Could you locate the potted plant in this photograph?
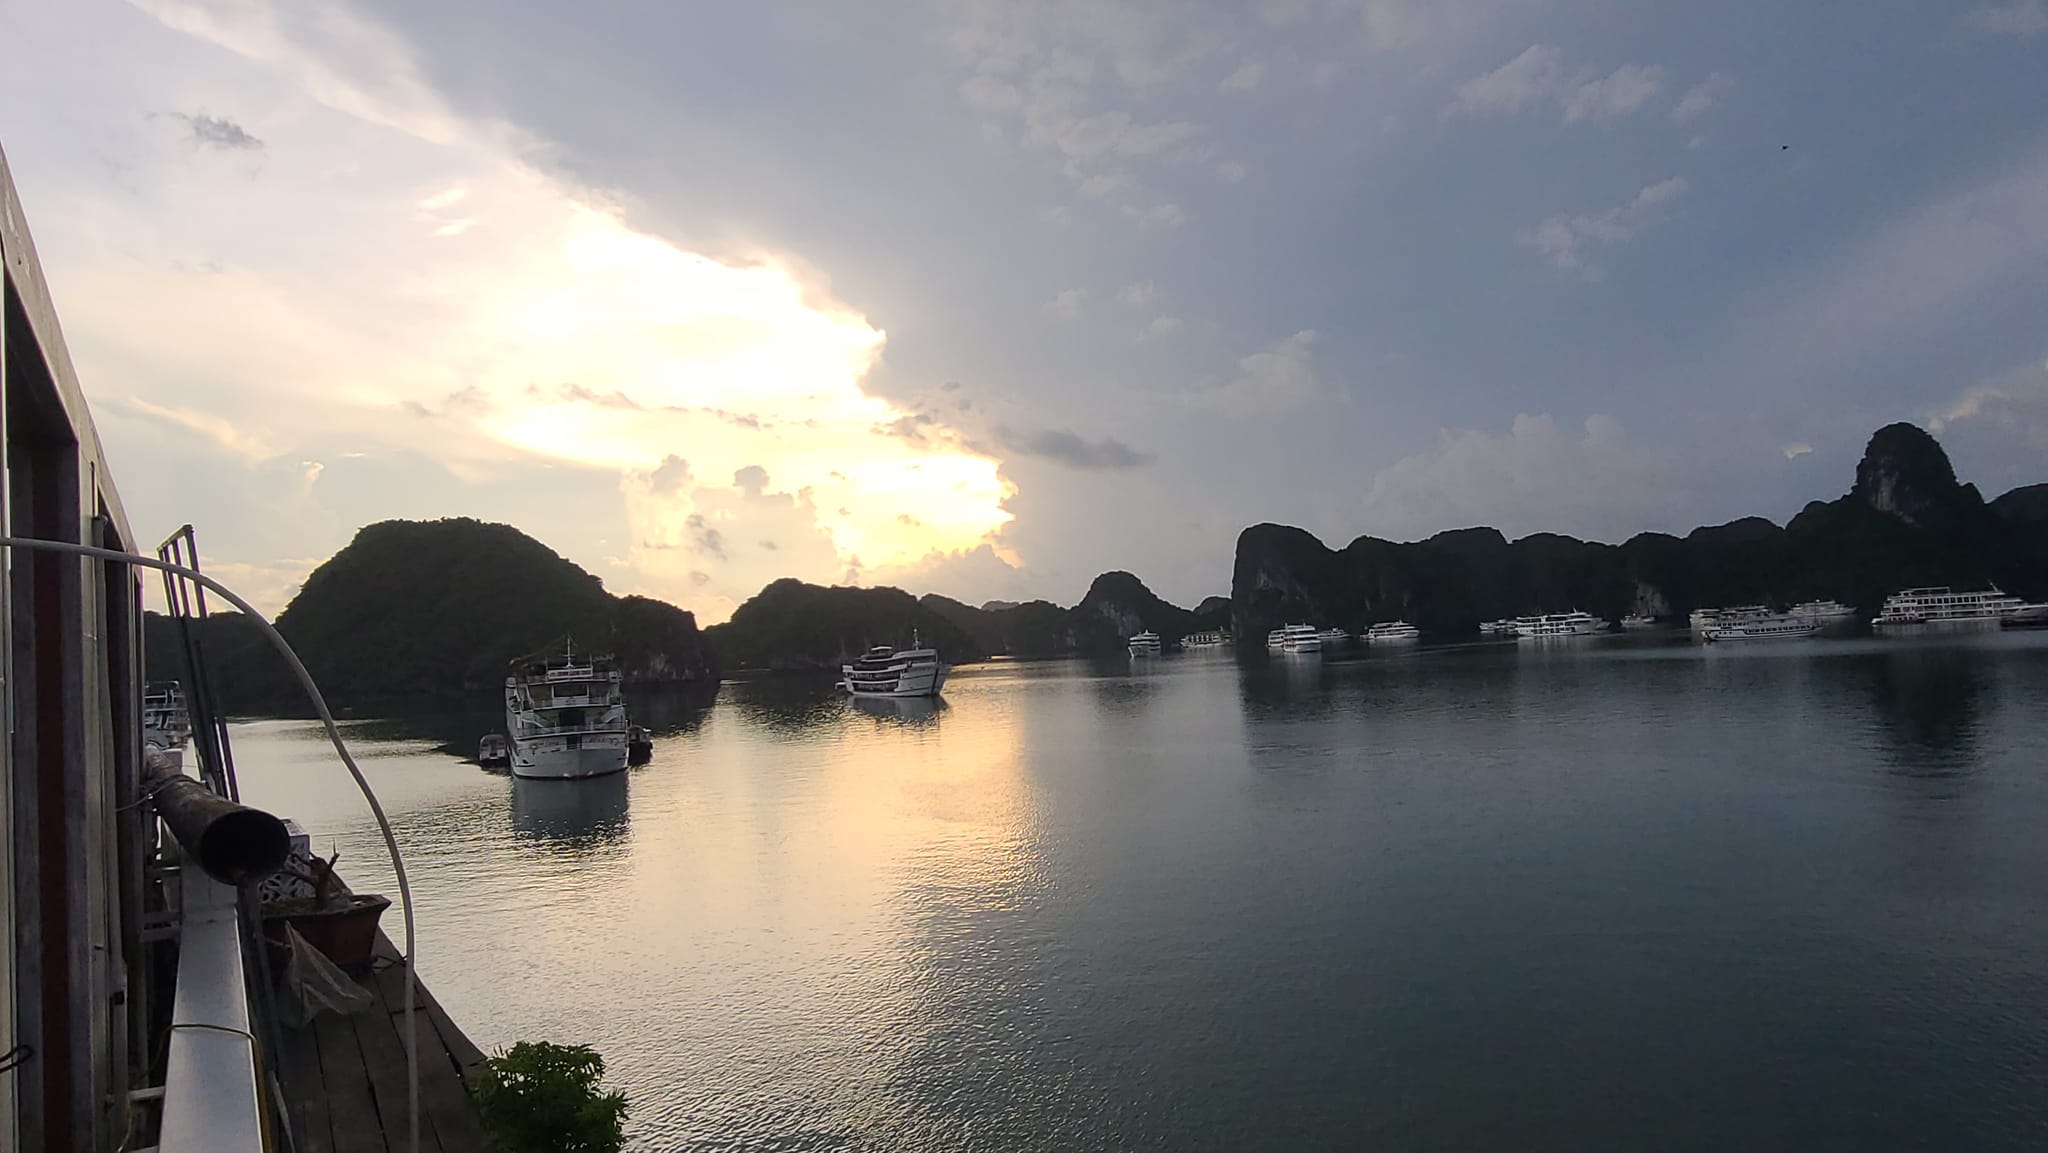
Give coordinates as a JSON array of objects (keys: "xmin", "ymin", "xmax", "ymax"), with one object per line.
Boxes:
[
  {"xmin": 472, "ymin": 1041, "xmax": 628, "ymax": 1153},
  {"xmin": 259, "ymin": 849, "xmax": 392, "ymax": 973}
]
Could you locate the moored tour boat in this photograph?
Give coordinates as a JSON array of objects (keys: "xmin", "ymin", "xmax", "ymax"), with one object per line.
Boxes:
[
  {"xmin": 842, "ymin": 638, "xmax": 949, "ymax": 698},
  {"xmin": 1478, "ymin": 618, "xmax": 1517, "ymax": 636},
  {"xmin": 1788, "ymin": 599, "xmax": 1856, "ymax": 624},
  {"xmin": 1872, "ymin": 586, "xmax": 2025, "ymax": 630},
  {"xmin": 477, "ymin": 733, "xmax": 510, "ymax": 769},
  {"xmin": 2003, "ymin": 602, "xmax": 2048, "ymax": 629},
  {"xmin": 504, "ymin": 643, "xmax": 632, "ymax": 779},
  {"xmin": 143, "ymin": 680, "xmax": 193, "ymax": 767},
  {"xmin": 1365, "ymin": 621, "xmax": 1421, "ymax": 644},
  {"xmin": 1516, "ymin": 611, "xmax": 1600, "ymax": 639},
  {"xmin": 1279, "ymin": 623, "xmax": 1322, "ymax": 653},
  {"xmin": 1704, "ymin": 614, "xmax": 1817, "ymax": 642},
  {"xmin": 628, "ymin": 725, "xmax": 653, "ymax": 765},
  {"xmin": 1128, "ymin": 630, "xmax": 1163, "ymax": 657},
  {"xmin": 1620, "ymin": 612, "xmax": 1658, "ymax": 630}
]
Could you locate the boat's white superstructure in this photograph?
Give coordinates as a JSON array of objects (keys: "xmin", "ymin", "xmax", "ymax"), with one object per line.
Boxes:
[
  {"xmin": 1515, "ymin": 611, "xmax": 1601, "ymax": 639},
  {"xmin": 1691, "ymin": 604, "xmax": 1768, "ymax": 635},
  {"xmin": 1872, "ymin": 586, "xmax": 2026, "ymax": 629},
  {"xmin": 143, "ymin": 680, "xmax": 192, "ymax": 767},
  {"xmin": 2004, "ymin": 602, "xmax": 2048, "ymax": 628},
  {"xmin": 1478, "ymin": 618, "xmax": 1517, "ymax": 636},
  {"xmin": 1183, "ymin": 630, "xmax": 1227, "ymax": 647},
  {"xmin": 1315, "ymin": 627, "xmax": 1349, "ymax": 645},
  {"xmin": 1788, "ymin": 599, "xmax": 1856, "ymax": 624},
  {"xmin": 1279, "ymin": 623, "xmax": 1322, "ymax": 653},
  {"xmin": 1267, "ymin": 628, "xmax": 1287, "ymax": 650},
  {"xmin": 1128, "ymin": 630, "xmax": 1163, "ymax": 657},
  {"xmin": 504, "ymin": 645, "xmax": 631, "ymax": 779},
  {"xmin": 1620, "ymin": 612, "xmax": 1658, "ymax": 630},
  {"xmin": 1365, "ymin": 621, "xmax": 1421, "ymax": 644},
  {"xmin": 842, "ymin": 642, "xmax": 949, "ymax": 697},
  {"xmin": 1704, "ymin": 614, "xmax": 1818, "ymax": 642}
]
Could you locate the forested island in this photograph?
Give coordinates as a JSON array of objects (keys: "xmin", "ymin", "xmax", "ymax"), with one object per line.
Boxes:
[{"xmin": 154, "ymin": 423, "xmax": 2046, "ymax": 709}]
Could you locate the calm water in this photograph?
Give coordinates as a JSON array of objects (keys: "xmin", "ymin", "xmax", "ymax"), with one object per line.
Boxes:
[{"xmin": 234, "ymin": 632, "xmax": 2048, "ymax": 1152}]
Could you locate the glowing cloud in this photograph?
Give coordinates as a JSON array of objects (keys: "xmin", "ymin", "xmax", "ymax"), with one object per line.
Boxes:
[{"xmin": 68, "ymin": 0, "xmax": 1015, "ymax": 619}]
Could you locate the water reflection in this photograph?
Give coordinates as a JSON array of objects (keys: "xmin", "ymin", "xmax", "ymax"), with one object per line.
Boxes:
[
  {"xmin": 1857, "ymin": 645, "xmax": 1989, "ymax": 780},
  {"xmin": 849, "ymin": 695, "xmax": 947, "ymax": 727},
  {"xmin": 509, "ymin": 774, "xmax": 631, "ymax": 847},
  {"xmin": 625, "ymin": 683, "xmax": 719, "ymax": 736},
  {"xmin": 723, "ymin": 676, "xmax": 846, "ymax": 733}
]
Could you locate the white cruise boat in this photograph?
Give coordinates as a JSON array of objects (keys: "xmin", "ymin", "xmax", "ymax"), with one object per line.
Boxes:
[
  {"xmin": 1279, "ymin": 623, "xmax": 1322, "ymax": 653},
  {"xmin": 1515, "ymin": 611, "xmax": 1600, "ymax": 639},
  {"xmin": 1620, "ymin": 612, "xmax": 1658, "ymax": 630},
  {"xmin": 1183, "ymin": 630, "xmax": 1227, "ymax": 647},
  {"xmin": 1316, "ymin": 626, "xmax": 1349, "ymax": 645},
  {"xmin": 1365, "ymin": 621, "xmax": 1420, "ymax": 644},
  {"xmin": 1872, "ymin": 586, "xmax": 2026, "ymax": 629},
  {"xmin": 1704, "ymin": 614, "xmax": 1817, "ymax": 642},
  {"xmin": 1266, "ymin": 628, "xmax": 1288, "ymax": 650},
  {"xmin": 143, "ymin": 680, "xmax": 192, "ymax": 766},
  {"xmin": 1128, "ymin": 630, "xmax": 1162, "ymax": 657},
  {"xmin": 1477, "ymin": 618, "xmax": 1517, "ymax": 636},
  {"xmin": 1788, "ymin": 599, "xmax": 1856, "ymax": 624},
  {"xmin": 505, "ymin": 644, "xmax": 631, "ymax": 779},
  {"xmin": 2004, "ymin": 602, "xmax": 2048, "ymax": 628},
  {"xmin": 842, "ymin": 638, "xmax": 949, "ymax": 697},
  {"xmin": 1690, "ymin": 604, "xmax": 1768, "ymax": 635}
]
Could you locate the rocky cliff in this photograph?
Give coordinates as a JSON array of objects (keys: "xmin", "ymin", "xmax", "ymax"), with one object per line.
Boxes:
[
  {"xmin": 705, "ymin": 579, "xmax": 985, "ymax": 671},
  {"xmin": 169, "ymin": 518, "xmax": 717, "ymax": 712},
  {"xmin": 1071, "ymin": 571, "xmax": 1198, "ymax": 650},
  {"xmin": 1231, "ymin": 424, "xmax": 2047, "ymax": 643}
]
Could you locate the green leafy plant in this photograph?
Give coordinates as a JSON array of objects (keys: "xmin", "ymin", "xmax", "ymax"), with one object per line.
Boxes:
[{"xmin": 472, "ymin": 1041, "xmax": 628, "ymax": 1153}]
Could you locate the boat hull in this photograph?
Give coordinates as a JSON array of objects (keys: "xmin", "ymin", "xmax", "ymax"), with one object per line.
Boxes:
[
  {"xmin": 844, "ymin": 664, "xmax": 948, "ymax": 698},
  {"xmin": 510, "ymin": 735, "xmax": 630, "ymax": 779}
]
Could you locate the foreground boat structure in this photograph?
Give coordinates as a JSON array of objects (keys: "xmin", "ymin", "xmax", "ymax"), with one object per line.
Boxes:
[{"xmin": 3, "ymin": 144, "xmax": 484, "ymax": 1152}]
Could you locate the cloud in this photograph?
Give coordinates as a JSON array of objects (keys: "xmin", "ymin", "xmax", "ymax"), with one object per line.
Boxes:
[
  {"xmin": 995, "ymin": 425, "xmax": 1155, "ymax": 470},
  {"xmin": 1215, "ymin": 160, "xmax": 1248, "ymax": 182},
  {"xmin": 1971, "ymin": 2, "xmax": 2048, "ymax": 37},
  {"xmin": 1191, "ymin": 330, "xmax": 1321, "ymax": 414},
  {"xmin": 1047, "ymin": 287, "xmax": 1088, "ymax": 318},
  {"xmin": 1117, "ymin": 281, "xmax": 1158, "ymax": 307},
  {"xmin": 1222, "ymin": 60, "xmax": 1266, "ymax": 91},
  {"xmin": 1560, "ymin": 64, "xmax": 1662, "ymax": 123},
  {"xmin": 177, "ymin": 111, "xmax": 263, "ymax": 150},
  {"xmin": 1449, "ymin": 44, "xmax": 1561, "ymax": 116},
  {"xmin": 1449, "ymin": 45, "xmax": 1662, "ymax": 123},
  {"xmin": 1360, "ymin": 414, "xmax": 1675, "ymax": 542},
  {"xmin": 1521, "ymin": 177, "xmax": 1689, "ymax": 276},
  {"xmin": 1672, "ymin": 72, "xmax": 1733, "ymax": 122},
  {"xmin": 68, "ymin": 0, "xmax": 1016, "ymax": 625},
  {"xmin": 1927, "ymin": 357, "xmax": 2048, "ymax": 447},
  {"xmin": 1780, "ymin": 442, "xmax": 1813, "ymax": 460},
  {"xmin": 112, "ymin": 396, "xmax": 276, "ymax": 461},
  {"xmin": 1142, "ymin": 315, "xmax": 1182, "ymax": 339},
  {"xmin": 1125, "ymin": 202, "xmax": 1185, "ymax": 229}
]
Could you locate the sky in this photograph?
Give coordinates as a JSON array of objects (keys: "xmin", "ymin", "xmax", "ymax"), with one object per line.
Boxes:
[{"xmin": 3, "ymin": 0, "xmax": 2046, "ymax": 622}]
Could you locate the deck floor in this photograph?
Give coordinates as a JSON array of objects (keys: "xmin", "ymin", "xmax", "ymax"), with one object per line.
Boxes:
[{"xmin": 277, "ymin": 935, "xmax": 489, "ymax": 1153}]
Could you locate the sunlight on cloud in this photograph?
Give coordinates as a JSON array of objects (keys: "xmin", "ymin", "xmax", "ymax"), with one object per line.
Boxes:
[{"xmin": 97, "ymin": 0, "xmax": 1015, "ymax": 620}]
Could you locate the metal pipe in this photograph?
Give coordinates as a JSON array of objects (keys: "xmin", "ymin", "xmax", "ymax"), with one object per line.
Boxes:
[{"xmin": 142, "ymin": 747, "xmax": 289, "ymax": 886}]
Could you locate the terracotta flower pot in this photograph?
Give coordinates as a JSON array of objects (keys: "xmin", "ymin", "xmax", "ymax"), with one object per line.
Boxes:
[{"xmin": 261, "ymin": 894, "xmax": 392, "ymax": 974}]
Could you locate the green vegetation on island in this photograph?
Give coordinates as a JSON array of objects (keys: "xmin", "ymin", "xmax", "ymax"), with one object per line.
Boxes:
[{"xmin": 1230, "ymin": 423, "xmax": 2048, "ymax": 644}]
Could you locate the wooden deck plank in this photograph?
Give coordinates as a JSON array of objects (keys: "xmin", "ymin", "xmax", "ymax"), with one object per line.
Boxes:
[
  {"xmin": 279, "ymin": 1022, "xmax": 336, "ymax": 1153},
  {"xmin": 365, "ymin": 952, "xmax": 489, "ymax": 1151},
  {"xmin": 351, "ymin": 992, "xmax": 447, "ymax": 1153},
  {"xmin": 313, "ymin": 1009, "xmax": 389, "ymax": 1153}
]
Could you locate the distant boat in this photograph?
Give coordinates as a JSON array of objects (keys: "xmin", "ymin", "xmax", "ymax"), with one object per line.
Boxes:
[
  {"xmin": 477, "ymin": 733, "xmax": 511, "ymax": 769},
  {"xmin": 2003, "ymin": 602, "xmax": 2048, "ymax": 629},
  {"xmin": 1515, "ymin": 611, "xmax": 1600, "ymax": 639},
  {"xmin": 1314, "ymin": 627, "xmax": 1349, "ymax": 645},
  {"xmin": 1279, "ymin": 623, "xmax": 1322, "ymax": 653},
  {"xmin": 1128, "ymin": 630, "xmax": 1163, "ymax": 657},
  {"xmin": 1266, "ymin": 628, "xmax": 1287, "ymax": 650},
  {"xmin": 1477, "ymin": 618, "xmax": 1517, "ymax": 636},
  {"xmin": 1690, "ymin": 604, "xmax": 1768, "ymax": 635},
  {"xmin": 628, "ymin": 725, "xmax": 653, "ymax": 765},
  {"xmin": 1365, "ymin": 621, "xmax": 1420, "ymax": 644},
  {"xmin": 505, "ymin": 642, "xmax": 631, "ymax": 779},
  {"xmin": 1620, "ymin": 612, "xmax": 1658, "ymax": 630},
  {"xmin": 143, "ymin": 680, "xmax": 192, "ymax": 767},
  {"xmin": 1788, "ymin": 599, "xmax": 1856, "ymax": 624},
  {"xmin": 1873, "ymin": 586, "xmax": 2024, "ymax": 630},
  {"xmin": 1704, "ymin": 614, "xmax": 1817, "ymax": 642},
  {"xmin": 842, "ymin": 640, "xmax": 949, "ymax": 698},
  {"xmin": 1183, "ymin": 630, "xmax": 1227, "ymax": 647}
]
